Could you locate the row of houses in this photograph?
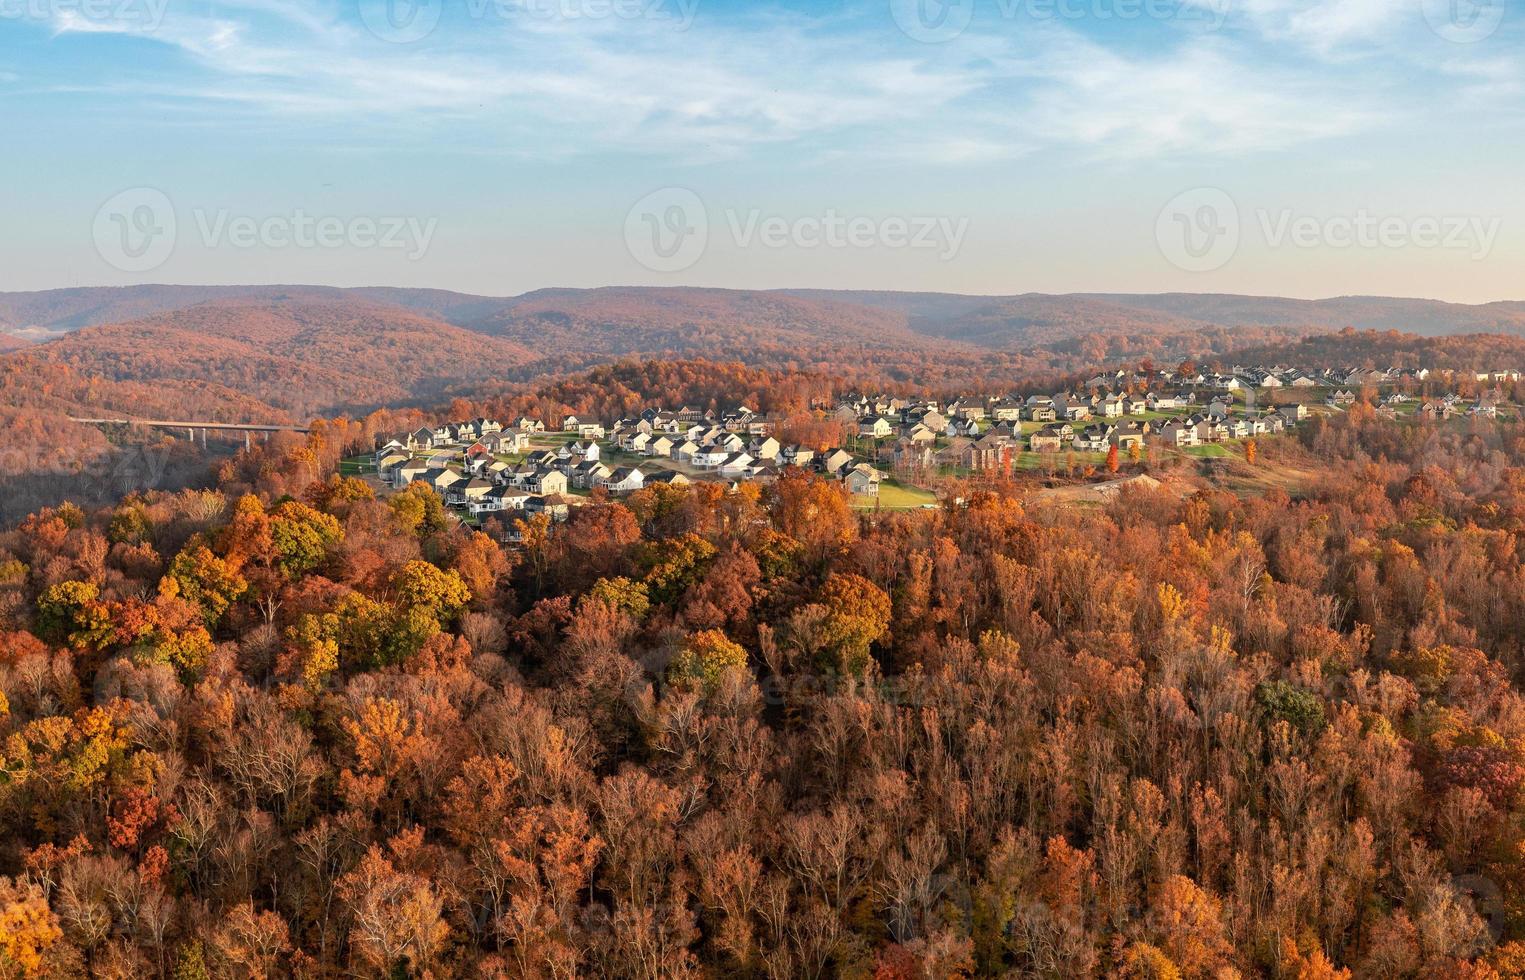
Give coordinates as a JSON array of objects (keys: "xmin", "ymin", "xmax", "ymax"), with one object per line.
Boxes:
[
  {"xmin": 1084, "ymin": 365, "xmax": 1499, "ymax": 392},
  {"xmin": 378, "ymin": 438, "xmax": 693, "ymax": 511},
  {"xmin": 847, "ymin": 391, "xmax": 1205, "ymax": 441},
  {"xmin": 611, "ymin": 405, "xmax": 773, "ymax": 437},
  {"xmin": 1416, "ymin": 393, "xmax": 1502, "ymax": 419},
  {"xmin": 610, "ymin": 424, "xmax": 772, "ymax": 476},
  {"xmin": 891, "ymin": 407, "xmax": 1300, "ymax": 471},
  {"xmin": 836, "ymin": 359, "xmax": 1519, "ymax": 435},
  {"xmin": 373, "ymin": 410, "xmax": 890, "ymax": 521}
]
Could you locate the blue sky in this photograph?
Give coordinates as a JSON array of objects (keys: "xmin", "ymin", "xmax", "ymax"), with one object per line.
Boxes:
[{"xmin": 1, "ymin": 0, "xmax": 1522, "ymax": 301}]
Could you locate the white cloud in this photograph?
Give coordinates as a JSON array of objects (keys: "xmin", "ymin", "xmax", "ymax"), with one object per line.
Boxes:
[
  {"xmin": 1004, "ymin": 30, "xmax": 1381, "ymax": 158},
  {"xmin": 29, "ymin": 0, "xmax": 1513, "ymax": 165},
  {"xmin": 1184, "ymin": 0, "xmax": 1410, "ymax": 53}
]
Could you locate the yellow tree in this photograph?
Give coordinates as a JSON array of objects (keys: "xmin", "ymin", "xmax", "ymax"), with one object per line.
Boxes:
[
  {"xmin": 268, "ymin": 501, "xmax": 343, "ymax": 577},
  {"xmin": 391, "ymin": 561, "xmax": 471, "ymax": 624},
  {"xmin": 163, "ymin": 544, "xmax": 248, "ymax": 627},
  {"xmin": 0, "ymin": 876, "xmax": 63, "ymax": 977},
  {"xmin": 667, "ymin": 630, "xmax": 748, "ymax": 694},
  {"xmin": 817, "ymin": 573, "xmax": 892, "ymax": 676}
]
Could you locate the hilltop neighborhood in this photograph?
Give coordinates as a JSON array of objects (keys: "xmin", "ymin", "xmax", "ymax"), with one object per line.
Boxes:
[{"xmin": 360, "ymin": 363, "xmax": 1515, "ymax": 523}]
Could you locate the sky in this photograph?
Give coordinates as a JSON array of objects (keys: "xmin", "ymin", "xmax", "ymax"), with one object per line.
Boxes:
[{"xmin": 1, "ymin": 0, "xmax": 1522, "ymax": 302}]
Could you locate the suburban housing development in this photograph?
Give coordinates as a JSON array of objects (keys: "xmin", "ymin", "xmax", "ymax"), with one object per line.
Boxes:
[{"xmin": 361, "ymin": 363, "xmax": 1514, "ymax": 523}]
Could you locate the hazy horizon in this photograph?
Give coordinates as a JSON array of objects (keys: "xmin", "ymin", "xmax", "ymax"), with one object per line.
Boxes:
[{"xmin": 6, "ymin": 281, "xmax": 1525, "ymax": 309}]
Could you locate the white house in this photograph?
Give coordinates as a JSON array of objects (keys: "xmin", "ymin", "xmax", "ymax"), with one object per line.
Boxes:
[{"xmin": 601, "ymin": 466, "xmax": 646, "ymax": 494}]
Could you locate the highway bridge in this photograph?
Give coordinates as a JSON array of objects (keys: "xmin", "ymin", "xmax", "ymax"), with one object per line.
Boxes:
[{"xmin": 70, "ymin": 417, "xmax": 310, "ymax": 448}]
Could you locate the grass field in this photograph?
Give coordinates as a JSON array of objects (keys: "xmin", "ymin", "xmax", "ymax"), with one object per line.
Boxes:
[
  {"xmin": 1015, "ymin": 450, "xmax": 1109, "ymax": 471},
  {"xmin": 1184, "ymin": 444, "xmax": 1234, "ymax": 458},
  {"xmin": 340, "ymin": 456, "xmax": 370, "ymax": 475},
  {"xmin": 853, "ymin": 479, "xmax": 937, "ymax": 510}
]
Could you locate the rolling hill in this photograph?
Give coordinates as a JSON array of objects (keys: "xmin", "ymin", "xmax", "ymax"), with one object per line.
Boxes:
[
  {"xmin": 20, "ymin": 298, "xmax": 538, "ymax": 418},
  {"xmin": 8, "ymin": 286, "xmax": 1525, "ymax": 361},
  {"xmin": 11, "ymin": 283, "xmax": 1525, "ymax": 429}
]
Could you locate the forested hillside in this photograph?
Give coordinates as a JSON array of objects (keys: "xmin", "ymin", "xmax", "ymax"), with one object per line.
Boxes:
[
  {"xmin": 27, "ymin": 300, "xmax": 537, "ymax": 418},
  {"xmin": 2, "ymin": 394, "xmax": 1525, "ymax": 976},
  {"xmin": 10, "ymin": 285, "xmax": 1525, "ymax": 358}
]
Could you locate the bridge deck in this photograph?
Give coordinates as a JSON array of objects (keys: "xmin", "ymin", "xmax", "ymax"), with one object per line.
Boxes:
[{"xmin": 70, "ymin": 417, "xmax": 310, "ymax": 434}]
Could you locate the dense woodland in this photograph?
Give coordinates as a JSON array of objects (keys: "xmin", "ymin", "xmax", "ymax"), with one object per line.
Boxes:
[{"xmin": 1, "ymin": 368, "xmax": 1525, "ymax": 977}]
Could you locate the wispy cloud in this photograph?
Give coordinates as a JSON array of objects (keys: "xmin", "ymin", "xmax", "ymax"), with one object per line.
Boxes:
[
  {"xmin": 1436, "ymin": 53, "xmax": 1525, "ymax": 100},
  {"xmin": 1220, "ymin": 0, "xmax": 1408, "ymax": 53},
  {"xmin": 27, "ymin": 0, "xmax": 1521, "ymax": 164}
]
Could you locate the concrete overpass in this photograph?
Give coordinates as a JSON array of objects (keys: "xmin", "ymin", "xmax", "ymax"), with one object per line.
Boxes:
[{"xmin": 70, "ymin": 417, "xmax": 310, "ymax": 448}]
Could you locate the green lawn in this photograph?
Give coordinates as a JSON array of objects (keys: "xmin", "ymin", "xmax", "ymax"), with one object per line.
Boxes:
[
  {"xmin": 340, "ymin": 455, "xmax": 371, "ymax": 475},
  {"xmin": 1016, "ymin": 451, "xmax": 1108, "ymax": 471},
  {"xmin": 1184, "ymin": 444, "xmax": 1233, "ymax": 458},
  {"xmin": 528, "ymin": 431, "xmax": 585, "ymax": 448},
  {"xmin": 853, "ymin": 479, "xmax": 937, "ymax": 510}
]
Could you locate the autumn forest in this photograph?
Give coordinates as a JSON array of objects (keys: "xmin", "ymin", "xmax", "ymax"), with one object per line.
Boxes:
[{"xmin": 0, "ymin": 352, "xmax": 1524, "ymax": 979}]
